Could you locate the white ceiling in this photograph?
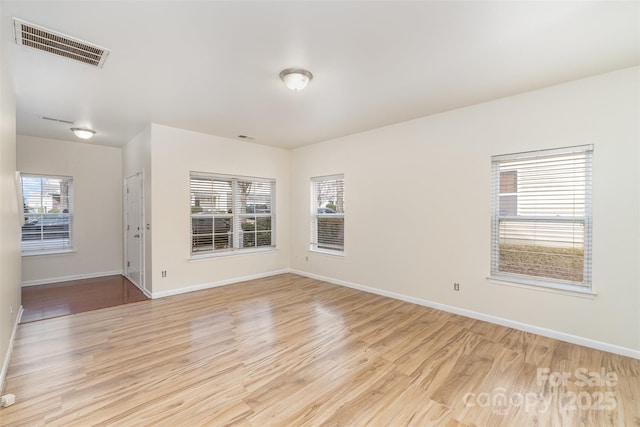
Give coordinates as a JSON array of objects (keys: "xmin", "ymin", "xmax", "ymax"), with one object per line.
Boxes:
[{"xmin": 2, "ymin": 1, "xmax": 639, "ymax": 149}]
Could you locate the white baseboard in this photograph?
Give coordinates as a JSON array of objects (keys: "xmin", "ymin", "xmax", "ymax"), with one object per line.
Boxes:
[
  {"xmin": 122, "ymin": 274, "xmax": 152, "ymax": 299},
  {"xmin": 1, "ymin": 305, "xmax": 23, "ymax": 393},
  {"xmin": 21, "ymin": 270, "xmax": 124, "ymax": 287},
  {"xmin": 290, "ymin": 269, "xmax": 640, "ymax": 360},
  {"xmin": 138, "ymin": 284, "xmax": 152, "ymax": 299},
  {"xmin": 151, "ymin": 269, "xmax": 291, "ymax": 299}
]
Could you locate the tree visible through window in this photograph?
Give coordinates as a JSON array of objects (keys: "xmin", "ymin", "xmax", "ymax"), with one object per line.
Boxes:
[
  {"xmin": 311, "ymin": 175, "xmax": 344, "ymax": 253},
  {"xmin": 21, "ymin": 174, "xmax": 73, "ymax": 253},
  {"xmin": 491, "ymin": 145, "xmax": 593, "ymax": 289},
  {"xmin": 190, "ymin": 173, "xmax": 275, "ymax": 256}
]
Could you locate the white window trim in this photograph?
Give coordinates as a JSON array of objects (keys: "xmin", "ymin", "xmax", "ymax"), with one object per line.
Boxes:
[
  {"xmin": 189, "ymin": 172, "xmax": 276, "ymax": 258},
  {"xmin": 489, "ymin": 145, "xmax": 593, "ymax": 292},
  {"xmin": 308, "ymin": 247, "xmax": 346, "ymax": 258},
  {"xmin": 190, "ymin": 246, "xmax": 277, "ymax": 261},
  {"xmin": 20, "ymin": 173, "xmax": 74, "ymax": 256},
  {"xmin": 487, "ymin": 276, "xmax": 597, "ymax": 298},
  {"xmin": 310, "ymin": 174, "xmax": 345, "ymax": 256},
  {"xmin": 22, "ymin": 248, "xmax": 76, "ymax": 258}
]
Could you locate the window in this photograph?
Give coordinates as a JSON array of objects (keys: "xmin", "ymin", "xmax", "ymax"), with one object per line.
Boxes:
[
  {"xmin": 499, "ymin": 170, "xmax": 518, "ymax": 216},
  {"xmin": 21, "ymin": 174, "xmax": 73, "ymax": 254},
  {"xmin": 311, "ymin": 175, "xmax": 344, "ymax": 253},
  {"xmin": 491, "ymin": 145, "xmax": 593, "ymax": 290},
  {"xmin": 190, "ymin": 173, "xmax": 275, "ymax": 256}
]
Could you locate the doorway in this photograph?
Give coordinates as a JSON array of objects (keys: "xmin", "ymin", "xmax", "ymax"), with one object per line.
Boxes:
[{"xmin": 124, "ymin": 172, "xmax": 146, "ymax": 293}]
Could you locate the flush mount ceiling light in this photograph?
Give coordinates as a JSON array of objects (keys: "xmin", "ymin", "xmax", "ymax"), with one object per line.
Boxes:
[
  {"xmin": 71, "ymin": 128, "xmax": 96, "ymax": 139},
  {"xmin": 279, "ymin": 68, "xmax": 313, "ymax": 91}
]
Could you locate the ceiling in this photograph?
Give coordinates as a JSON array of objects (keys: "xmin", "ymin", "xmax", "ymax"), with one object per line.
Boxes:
[{"xmin": 2, "ymin": 1, "xmax": 639, "ymax": 149}]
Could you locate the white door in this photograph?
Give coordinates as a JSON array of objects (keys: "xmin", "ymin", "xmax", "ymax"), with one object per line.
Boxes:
[{"xmin": 125, "ymin": 173, "xmax": 144, "ymax": 290}]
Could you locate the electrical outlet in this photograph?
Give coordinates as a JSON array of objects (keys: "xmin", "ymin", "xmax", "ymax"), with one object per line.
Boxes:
[
  {"xmin": 161, "ymin": 270, "xmax": 167, "ymax": 278},
  {"xmin": 305, "ymin": 256, "xmax": 309, "ymax": 262},
  {"xmin": 454, "ymin": 283, "xmax": 460, "ymax": 291}
]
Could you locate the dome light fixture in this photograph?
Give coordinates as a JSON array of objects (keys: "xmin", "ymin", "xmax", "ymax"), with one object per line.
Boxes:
[
  {"xmin": 71, "ymin": 127, "xmax": 96, "ymax": 139},
  {"xmin": 279, "ymin": 68, "xmax": 313, "ymax": 91}
]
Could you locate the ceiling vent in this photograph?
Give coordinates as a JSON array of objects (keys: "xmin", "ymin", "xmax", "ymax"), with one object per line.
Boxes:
[
  {"xmin": 40, "ymin": 116, "xmax": 75, "ymax": 125},
  {"xmin": 13, "ymin": 18, "xmax": 110, "ymax": 68}
]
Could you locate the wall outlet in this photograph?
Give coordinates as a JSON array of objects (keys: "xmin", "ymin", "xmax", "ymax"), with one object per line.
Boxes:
[
  {"xmin": 305, "ymin": 256, "xmax": 309, "ymax": 262},
  {"xmin": 161, "ymin": 270, "xmax": 167, "ymax": 278},
  {"xmin": 453, "ymin": 283, "xmax": 460, "ymax": 291}
]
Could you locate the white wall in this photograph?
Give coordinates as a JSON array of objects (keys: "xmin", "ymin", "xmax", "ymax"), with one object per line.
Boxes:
[
  {"xmin": 0, "ymin": 2, "xmax": 21, "ymax": 389},
  {"xmin": 290, "ymin": 67, "xmax": 640, "ymax": 353},
  {"xmin": 123, "ymin": 125, "xmax": 152, "ymax": 292},
  {"xmin": 149, "ymin": 124, "xmax": 290, "ymax": 295},
  {"xmin": 17, "ymin": 135, "xmax": 123, "ymax": 284}
]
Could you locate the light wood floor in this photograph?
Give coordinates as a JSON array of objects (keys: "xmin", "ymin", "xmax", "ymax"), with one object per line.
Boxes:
[{"xmin": 2, "ymin": 274, "xmax": 638, "ymax": 426}]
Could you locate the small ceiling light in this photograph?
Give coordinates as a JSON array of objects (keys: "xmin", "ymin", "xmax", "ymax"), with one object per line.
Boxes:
[
  {"xmin": 279, "ymin": 68, "xmax": 313, "ymax": 91},
  {"xmin": 71, "ymin": 128, "xmax": 96, "ymax": 139}
]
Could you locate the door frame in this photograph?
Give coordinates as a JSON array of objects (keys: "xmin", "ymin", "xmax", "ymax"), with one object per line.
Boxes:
[{"xmin": 124, "ymin": 171, "xmax": 147, "ymax": 295}]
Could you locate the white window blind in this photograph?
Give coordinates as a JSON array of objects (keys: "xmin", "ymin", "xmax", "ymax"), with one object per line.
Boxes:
[
  {"xmin": 311, "ymin": 175, "xmax": 344, "ymax": 253},
  {"xmin": 491, "ymin": 145, "xmax": 593, "ymax": 288},
  {"xmin": 21, "ymin": 174, "xmax": 73, "ymax": 253},
  {"xmin": 190, "ymin": 172, "xmax": 275, "ymax": 256}
]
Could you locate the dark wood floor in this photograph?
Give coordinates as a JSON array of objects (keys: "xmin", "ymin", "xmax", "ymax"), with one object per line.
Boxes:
[{"xmin": 21, "ymin": 275, "xmax": 149, "ymax": 323}]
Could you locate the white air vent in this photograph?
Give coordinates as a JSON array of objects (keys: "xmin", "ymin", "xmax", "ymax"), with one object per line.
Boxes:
[{"xmin": 13, "ymin": 18, "xmax": 110, "ymax": 68}]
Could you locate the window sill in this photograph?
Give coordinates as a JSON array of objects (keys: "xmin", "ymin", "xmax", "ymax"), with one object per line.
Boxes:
[
  {"xmin": 190, "ymin": 246, "xmax": 277, "ymax": 261},
  {"xmin": 487, "ymin": 275, "xmax": 597, "ymax": 299},
  {"xmin": 309, "ymin": 248, "xmax": 345, "ymax": 257},
  {"xmin": 22, "ymin": 249, "xmax": 75, "ymax": 257}
]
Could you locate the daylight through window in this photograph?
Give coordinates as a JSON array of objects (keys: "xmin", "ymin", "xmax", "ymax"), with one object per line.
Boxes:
[
  {"xmin": 190, "ymin": 173, "xmax": 275, "ymax": 256},
  {"xmin": 21, "ymin": 174, "xmax": 73, "ymax": 253},
  {"xmin": 491, "ymin": 145, "xmax": 593, "ymax": 290},
  {"xmin": 311, "ymin": 175, "xmax": 345, "ymax": 253}
]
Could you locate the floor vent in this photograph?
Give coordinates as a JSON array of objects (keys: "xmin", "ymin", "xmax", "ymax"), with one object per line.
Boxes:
[{"xmin": 13, "ymin": 18, "xmax": 110, "ymax": 68}]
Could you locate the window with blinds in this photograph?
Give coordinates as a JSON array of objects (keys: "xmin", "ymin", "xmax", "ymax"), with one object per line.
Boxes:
[
  {"xmin": 490, "ymin": 145, "xmax": 593, "ymax": 289},
  {"xmin": 190, "ymin": 172, "xmax": 275, "ymax": 256},
  {"xmin": 311, "ymin": 175, "xmax": 344, "ymax": 253},
  {"xmin": 21, "ymin": 174, "xmax": 73, "ymax": 253}
]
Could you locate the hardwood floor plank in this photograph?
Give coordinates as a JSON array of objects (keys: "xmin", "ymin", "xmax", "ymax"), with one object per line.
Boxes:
[
  {"xmin": 2, "ymin": 273, "xmax": 638, "ymax": 425},
  {"xmin": 265, "ymin": 356, "xmax": 394, "ymax": 427},
  {"xmin": 21, "ymin": 275, "xmax": 148, "ymax": 323}
]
